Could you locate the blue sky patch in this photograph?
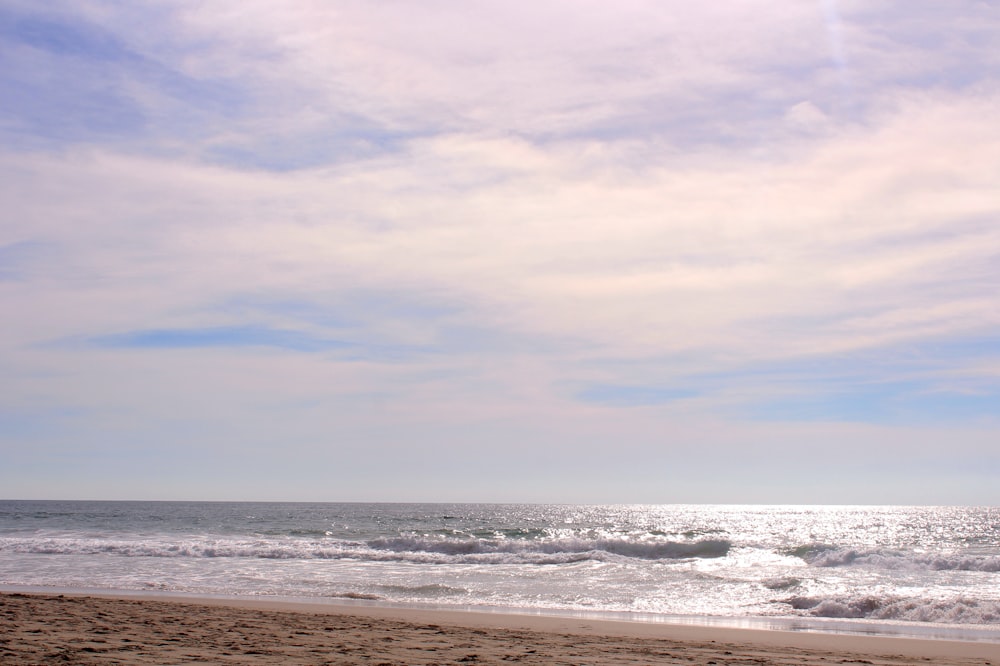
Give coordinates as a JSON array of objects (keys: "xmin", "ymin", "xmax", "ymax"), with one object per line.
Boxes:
[
  {"xmin": 744, "ymin": 381, "xmax": 1000, "ymax": 425},
  {"xmin": 0, "ymin": 6, "xmax": 245, "ymax": 148},
  {"xmin": 91, "ymin": 326, "xmax": 352, "ymax": 353},
  {"xmin": 0, "ymin": 241, "xmax": 49, "ymax": 281},
  {"xmin": 0, "ymin": 10, "xmax": 132, "ymax": 61}
]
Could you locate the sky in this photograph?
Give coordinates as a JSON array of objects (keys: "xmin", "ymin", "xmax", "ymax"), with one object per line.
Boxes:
[{"xmin": 1, "ymin": 1, "xmax": 999, "ymax": 504}]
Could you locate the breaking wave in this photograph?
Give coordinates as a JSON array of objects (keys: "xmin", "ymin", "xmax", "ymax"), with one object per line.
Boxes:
[
  {"xmin": 0, "ymin": 535, "xmax": 730, "ymax": 565},
  {"xmin": 789, "ymin": 544, "xmax": 1000, "ymax": 572},
  {"xmin": 785, "ymin": 594, "xmax": 1000, "ymax": 624},
  {"xmin": 329, "ymin": 591, "xmax": 382, "ymax": 600},
  {"xmin": 762, "ymin": 577, "xmax": 802, "ymax": 591},
  {"xmin": 375, "ymin": 583, "xmax": 467, "ymax": 597}
]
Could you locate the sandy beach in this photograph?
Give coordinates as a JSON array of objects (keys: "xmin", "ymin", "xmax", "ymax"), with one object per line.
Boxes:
[{"xmin": 2, "ymin": 592, "xmax": 998, "ymax": 665}]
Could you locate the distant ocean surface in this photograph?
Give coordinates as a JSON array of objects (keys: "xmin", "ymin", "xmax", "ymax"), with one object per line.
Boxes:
[{"xmin": 2, "ymin": 501, "xmax": 999, "ymax": 640}]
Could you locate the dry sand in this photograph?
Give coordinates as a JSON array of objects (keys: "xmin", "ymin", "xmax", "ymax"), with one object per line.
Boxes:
[{"xmin": 2, "ymin": 592, "xmax": 998, "ymax": 665}]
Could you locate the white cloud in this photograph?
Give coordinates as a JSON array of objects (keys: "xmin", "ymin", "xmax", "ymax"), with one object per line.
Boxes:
[
  {"xmin": 2, "ymin": 1, "xmax": 1000, "ymax": 501},
  {"xmin": 3, "ymin": 86, "xmax": 999, "ymax": 360}
]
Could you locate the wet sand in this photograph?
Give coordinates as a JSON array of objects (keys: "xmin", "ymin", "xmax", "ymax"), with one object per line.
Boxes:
[{"xmin": 2, "ymin": 592, "xmax": 998, "ymax": 665}]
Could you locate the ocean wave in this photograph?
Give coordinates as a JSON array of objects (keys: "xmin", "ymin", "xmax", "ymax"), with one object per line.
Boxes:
[
  {"xmin": 366, "ymin": 536, "xmax": 730, "ymax": 560},
  {"xmin": 761, "ymin": 577, "xmax": 802, "ymax": 591},
  {"xmin": 789, "ymin": 544, "xmax": 1000, "ymax": 572},
  {"xmin": 375, "ymin": 583, "xmax": 467, "ymax": 597},
  {"xmin": 329, "ymin": 591, "xmax": 382, "ymax": 600},
  {"xmin": 0, "ymin": 535, "xmax": 729, "ymax": 565},
  {"xmin": 785, "ymin": 594, "xmax": 1000, "ymax": 624}
]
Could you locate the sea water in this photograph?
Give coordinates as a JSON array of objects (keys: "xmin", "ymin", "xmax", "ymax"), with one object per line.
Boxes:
[{"xmin": 2, "ymin": 501, "xmax": 999, "ymax": 640}]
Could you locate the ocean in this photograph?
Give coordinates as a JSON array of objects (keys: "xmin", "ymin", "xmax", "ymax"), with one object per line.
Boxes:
[{"xmin": 2, "ymin": 501, "xmax": 999, "ymax": 641}]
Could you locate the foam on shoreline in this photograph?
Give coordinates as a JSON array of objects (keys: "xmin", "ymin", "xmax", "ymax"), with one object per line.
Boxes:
[{"xmin": 5, "ymin": 584, "xmax": 1000, "ymax": 660}]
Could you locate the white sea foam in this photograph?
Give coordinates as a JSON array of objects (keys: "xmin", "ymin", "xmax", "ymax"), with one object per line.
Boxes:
[
  {"xmin": 793, "ymin": 544, "xmax": 1000, "ymax": 572},
  {"xmin": 4, "ymin": 502, "xmax": 1000, "ymax": 631},
  {"xmin": 786, "ymin": 594, "xmax": 1000, "ymax": 624},
  {"xmin": 0, "ymin": 535, "xmax": 730, "ymax": 565},
  {"xmin": 761, "ymin": 577, "xmax": 803, "ymax": 591},
  {"xmin": 375, "ymin": 583, "xmax": 467, "ymax": 597},
  {"xmin": 366, "ymin": 536, "xmax": 730, "ymax": 560}
]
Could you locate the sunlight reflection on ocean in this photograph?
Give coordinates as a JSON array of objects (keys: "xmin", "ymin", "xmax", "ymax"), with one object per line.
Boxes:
[{"xmin": 2, "ymin": 502, "xmax": 999, "ymax": 639}]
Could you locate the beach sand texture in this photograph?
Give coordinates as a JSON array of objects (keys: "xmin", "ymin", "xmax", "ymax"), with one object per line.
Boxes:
[{"xmin": 2, "ymin": 593, "xmax": 999, "ymax": 665}]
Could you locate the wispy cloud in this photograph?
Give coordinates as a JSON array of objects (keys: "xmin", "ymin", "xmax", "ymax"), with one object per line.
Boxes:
[
  {"xmin": 0, "ymin": 3, "xmax": 244, "ymax": 151},
  {"xmin": 576, "ymin": 385, "xmax": 697, "ymax": 407},
  {"xmin": 2, "ymin": 1, "xmax": 999, "ymax": 501}
]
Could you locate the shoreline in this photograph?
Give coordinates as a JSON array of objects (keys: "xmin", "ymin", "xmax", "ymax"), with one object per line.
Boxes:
[
  {"xmin": 4, "ymin": 583, "xmax": 1000, "ymax": 644},
  {"xmin": 3, "ymin": 590, "xmax": 1000, "ymax": 665}
]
